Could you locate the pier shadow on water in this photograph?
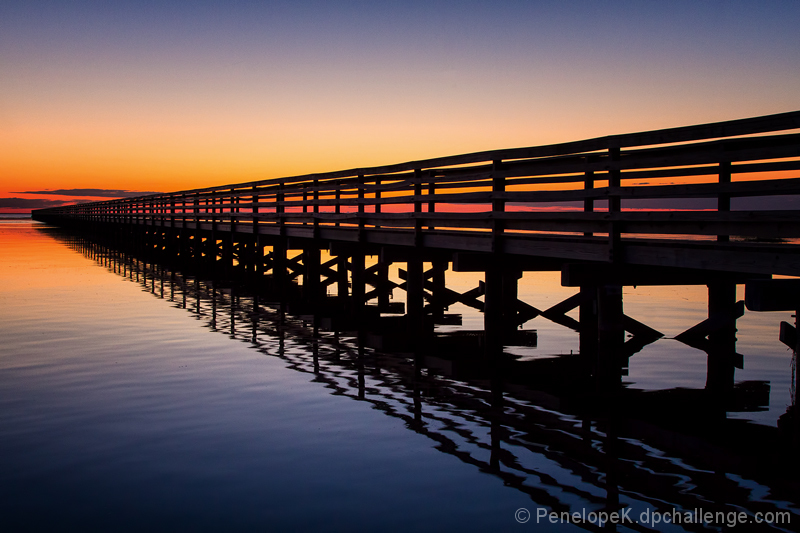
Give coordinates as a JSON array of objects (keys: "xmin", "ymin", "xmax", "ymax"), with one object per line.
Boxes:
[{"xmin": 10, "ymin": 223, "xmax": 795, "ymax": 532}]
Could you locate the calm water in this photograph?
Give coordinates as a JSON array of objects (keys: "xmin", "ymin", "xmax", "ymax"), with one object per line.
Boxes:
[{"xmin": 1, "ymin": 220, "xmax": 798, "ymax": 532}]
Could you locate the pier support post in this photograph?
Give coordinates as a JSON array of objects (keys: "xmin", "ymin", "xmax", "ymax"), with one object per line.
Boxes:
[
  {"xmin": 222, "ymin": 234, "xmax": 233, "ymax": 275},
  {"xmin": 483, "ymin": 265, "xmax": 521, "ymax": 355},
  {"xmin": 377, "ymin": 261, "xmax": 391, "ymax": 311},
  {"xmin": 502, "ymin": 268, "xmax": 522, "ymax": 335},
  {"xmin": 484, "ymin": 263, "xmax": 504, "ymax": 357},
  {"xmin": 580, "ymin": 284, "xmax": 599, "ymax": 373},
  {"xmin": 597, "ymin": 284, "xmax": 624, "ymax": 390},
  {"xmin": 706, "ymin": 282, "xmax": 737, "ymax": 396},
  {"xmin": 351, "ymin": 252, "xmax": 365, "ymax": 316},
  {"xmin": 253, "ymin": 235, "xmax": 264, "ymax": 280},
  {"xmin": 407, "ymin": 256, "xmax": 425, "ymax": 343},
  {"xmin": 430, "ymin": 260, "xmax": 448, "ymax": 322},
  {"xmin": 337, "ymin": 254, "xmax": 348, "ymax": 302},
  {"xmin": 272, "ymin": 240, "xmax": 287, "ymax": 298},
  {"xmin": 304, "ymin": 246, "xmax": 322, "ymax": 306}
]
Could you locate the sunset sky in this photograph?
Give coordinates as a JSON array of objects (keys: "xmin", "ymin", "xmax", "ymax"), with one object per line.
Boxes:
[{"xmin": 2, "ymin": 0, "xmax": 799, "ymax": 212}]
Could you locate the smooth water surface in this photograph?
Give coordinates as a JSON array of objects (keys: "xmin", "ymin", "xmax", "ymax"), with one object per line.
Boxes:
[{"xmin": 1, "ymin": 221, "xmax": 798, "ymax": 532}]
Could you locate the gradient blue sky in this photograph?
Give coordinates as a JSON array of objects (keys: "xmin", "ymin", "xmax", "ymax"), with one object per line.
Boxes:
[{"xmin": 2, "ymin": 0, "xmax": 799, "ymax": 209}]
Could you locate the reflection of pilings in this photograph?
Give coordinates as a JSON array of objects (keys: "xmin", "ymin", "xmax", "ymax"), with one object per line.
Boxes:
[
  {"xmin": 489, "ymin": 378, "xmax": 503, "ymax": 470},
  {"xmin": 602, "ymin": 417, "xmax": 620, "ymax": 521},
  {"xmin": 45, "ymin": 231, "xmax": 800, "ymax": 528}
]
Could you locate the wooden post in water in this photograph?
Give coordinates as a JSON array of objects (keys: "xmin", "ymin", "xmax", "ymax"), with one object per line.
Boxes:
[
  {"xmin": 431, "ymin": 260, "xmax": 447, "ymax": 322},
  {"xmin": 407, "ymin": 255, "xmax": 425, "ymax": 345},
  {"xmin": 484, "ymin": 263, "xmax": 504, "ymax": 357},
  {"xmin": 273, "ymin": 241, "xmax": 287, "ymax": 298},
  {"xmin": 351, "ymin": 251, "xmax": 365, "ymax": 316},
  {"xmin": 377, "ymin": 260, "xmax": 391, "ymax": 311},
  {"xmin": 502, "ymin": 268, "xmax": 522, "ymax": 336},
  {"xmin": 579, "ymin": 284, "xmax": 600, "ymax": 378},
  {"xmin": 706, "ymin": 282, "xmax": 737, "ymax": 396},
  {"xmin": 596, "ymin": 284, "xmax": 624, "ymax": 391},
  {"xmin": 304, "ymin": 246, "xmax": 322, "ymax": 306}
]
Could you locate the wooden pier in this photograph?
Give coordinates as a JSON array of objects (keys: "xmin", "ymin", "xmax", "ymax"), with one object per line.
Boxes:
[{"xmin": 32, "ymin": 110, "xmax": 800, "ymax": 397}]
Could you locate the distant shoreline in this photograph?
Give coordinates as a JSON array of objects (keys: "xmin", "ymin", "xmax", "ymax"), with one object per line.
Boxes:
[{"xmin": 0, "ymin": 214, "xmax": 33, "ymax": 219}]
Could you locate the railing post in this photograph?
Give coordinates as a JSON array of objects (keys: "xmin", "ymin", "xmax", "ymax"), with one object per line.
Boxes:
[
  {"xmin": 230, "ymin": 188, "xmax": 237, "ymax": 234},
  {"xmin": 357, "ymin": 174, "xmax": 365, "ymax": 241},
  {"xmin": 414, "ymin": 169, "xmax": 422, "ymax": 246},
  {"xmin": 277, "ymin": 183, "xmax": 285, "ymax": 236},
  {"xmin": 584, "ymin": 155, "xmax": 595, "ymax": 237},
  {"xmin": 427, "ymin": 176, "xmax": 436, "ymax": 231},
  {"xmin": 313, "ymin": 179, "xmax": 319, "ymax": 238},
  {"xmin": 252, "ymin": 185, "xmax": 259, "ymax": 234},
  {"xmin": 607, "ymin": 146, "xmax": 621, "ymax": 262},
  {"xmin": 181, "ymin": 194, "xmax": 187, "ymax": 229},
  {"xmin": 491, "ymin": 160, "xmax": 505, "ymax": 253},
  {"xmin": 718, "ymin": 160, "xmax": 731, "ymax": 242},
  {"xmin": 210, "ymin": 191, "xmax": 217, "ymax": 233},
  {"xmin": 252, "ymin": 186, "xmax": 260, "ymax": 277},
  {"xmin": 334, "ymin": 182, "xmax": 341, "ymax": 227},
  {"xmin": 374, "ymin": 177, "xmax": 381, "ymax": 230}
]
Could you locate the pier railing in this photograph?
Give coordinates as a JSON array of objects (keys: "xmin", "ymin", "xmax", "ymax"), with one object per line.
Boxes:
[{"xmin": 34, "ymin": 110, "xmax": 800, "ymax": 268}]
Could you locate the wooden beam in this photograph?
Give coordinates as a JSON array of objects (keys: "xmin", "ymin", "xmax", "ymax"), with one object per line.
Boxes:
[
  {"xmin": 745, "ymin": 279, "xmax": 800, "ymax": 311},
  {"xmin": 563, "ymin": 263, "xmax": 768, "ymax": 287}
]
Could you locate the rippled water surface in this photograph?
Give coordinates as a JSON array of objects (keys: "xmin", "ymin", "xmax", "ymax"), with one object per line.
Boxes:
[{"xmin": 1, "ymin": 221, "xmax": 798, "ymax": 532}]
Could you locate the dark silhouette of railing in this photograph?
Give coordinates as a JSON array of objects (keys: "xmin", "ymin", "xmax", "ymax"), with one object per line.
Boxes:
[{"xmin": 34, "ymin": 110, "xmax": 800, "ymax": 275}]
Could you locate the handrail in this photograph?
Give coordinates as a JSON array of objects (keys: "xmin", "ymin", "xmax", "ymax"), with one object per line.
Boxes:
[{"xmin": 33, "ymin": 110, "xmax": 800, "ymax": 250}]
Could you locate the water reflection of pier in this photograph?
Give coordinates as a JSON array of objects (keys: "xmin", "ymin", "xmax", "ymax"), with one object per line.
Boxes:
[
  {"xmin": 52, "ymin": 230, "xmax": 799, "ymax": 532},
  {"xmin": 32, "ymin": 111, "xmax": 800, "ymax": 399}
]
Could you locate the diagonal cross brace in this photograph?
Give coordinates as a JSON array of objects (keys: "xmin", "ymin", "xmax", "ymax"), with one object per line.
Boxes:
[
  {"xmin": 398, "ymin": 269, "xmax": 485, "ymax": 311},
  {"xmin": 675, "ymin": 300, "xmax": 745, "ymax": 346},
  {"xmin": 674, "ymin": 300, "xmax": 744, "ymax": 367}
]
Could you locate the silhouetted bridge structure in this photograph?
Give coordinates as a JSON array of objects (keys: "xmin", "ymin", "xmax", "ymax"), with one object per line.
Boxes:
[{"xmin": 33, "ymin": 110, "xmax": 800, "ymax": 394}]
